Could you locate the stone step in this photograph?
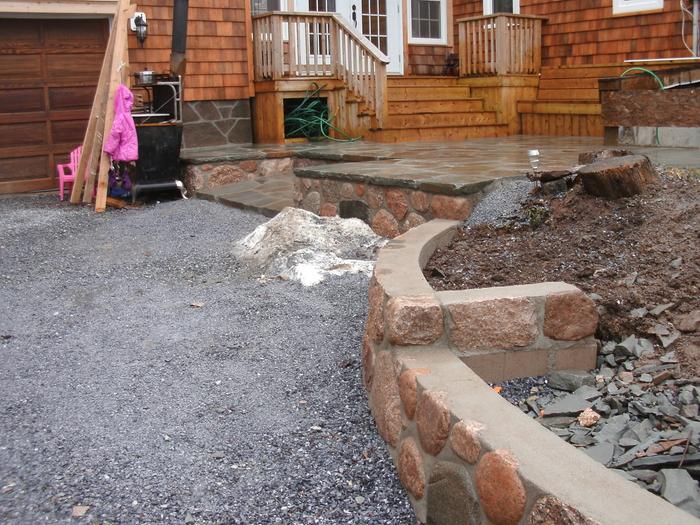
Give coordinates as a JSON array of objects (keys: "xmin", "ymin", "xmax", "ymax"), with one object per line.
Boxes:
[{"xmin": 388, "ymin": 98, "xmax": 484, "ymax": 114}]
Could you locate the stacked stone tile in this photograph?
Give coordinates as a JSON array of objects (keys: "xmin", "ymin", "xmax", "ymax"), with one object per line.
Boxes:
[
  {"xmin": 184, "ymin": 156, "xmax": 320, "ymax": 194},
  {"xmin": 363, "ymin": 219, "xmax": 698, "ymax": 525},
  {"xmin": 294, "ymin": 178, "xmax": 478, "ymax": 238}
]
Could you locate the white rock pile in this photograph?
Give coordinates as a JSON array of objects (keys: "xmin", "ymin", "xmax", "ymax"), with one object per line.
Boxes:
[{"xmin": 234, "ymin": 207, "xmax": 387, "ymax": 286}]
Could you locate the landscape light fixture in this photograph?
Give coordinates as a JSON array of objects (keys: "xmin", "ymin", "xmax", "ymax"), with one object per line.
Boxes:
[
  {"xmin": 130, "ymin": 12, "xmax": 148, "ymax": 47},
  {"xmin": 528, "ymin": 149, "xmax": 541, "ymax": 172}
]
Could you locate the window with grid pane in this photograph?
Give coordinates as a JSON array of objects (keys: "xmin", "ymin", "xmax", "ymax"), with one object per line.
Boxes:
[
  {"xmin": 309, "ymin": 0, "xmax": 336, "ymax": 11},
  {"xmin": 411, "ymin": 0, "xmax": 441, "ymax": 40},
  {"xmin": 307, "ymin": 0, "xmax": 337, "ymax": 56},
  {"xmin": 362, "ymin": 0, "xmax": 388, "ymax": 54},
  {"xmin": 252, "ymin": 0, "xmax": 279, "ymax": 15},
  {"xmin": 493, "ymin": 0, "xmax": 514, "ymax": 12}
]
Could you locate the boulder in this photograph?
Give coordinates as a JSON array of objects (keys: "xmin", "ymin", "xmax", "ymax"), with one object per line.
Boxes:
[{"xmin": 233, "ymin": 207, "xmax": 386, "ymax": 286}]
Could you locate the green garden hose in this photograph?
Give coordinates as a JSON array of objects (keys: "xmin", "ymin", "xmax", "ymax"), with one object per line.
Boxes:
[
  {"xmin": 284, "ymin": 83, "xmax": 361, "ymax": 142},
  {"xmin": 620, "ymin": 67, "xmax": 666, "ymax": 145},
  {"xmin": 620, "ymin": 67, "xmax": 666, "ymax": 90}
]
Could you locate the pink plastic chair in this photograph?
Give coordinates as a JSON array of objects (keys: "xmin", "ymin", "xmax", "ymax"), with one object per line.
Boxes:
[{"xmin": 56, "ymin": 146, "xmax": 82, "ymax": 200}]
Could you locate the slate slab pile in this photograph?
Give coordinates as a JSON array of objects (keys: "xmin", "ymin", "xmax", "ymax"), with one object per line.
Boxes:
[{"xmin": 504, "ymin": 334, "xmax": 700, "ymax": 518}]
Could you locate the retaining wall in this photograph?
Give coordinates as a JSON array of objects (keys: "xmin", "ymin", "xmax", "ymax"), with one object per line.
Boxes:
[
  {"xmin": 182, "ymin": 156, "xmax": 325, "ymax": 195},
  {"xmin": 294, "ymin": 177, "xmax": 480, "ymax": 238},
  {"xmin": 363, "ymin": 219, "xmax": 698, "ymax": 525}
]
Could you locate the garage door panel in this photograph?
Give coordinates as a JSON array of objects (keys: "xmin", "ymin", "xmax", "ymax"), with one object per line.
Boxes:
[
  {"xmin": 0, "ymin": 20, "xmax": 42, "ymax": 47},
  {"xmin": 44, "ymin": 19, "xmax": 107, "ymax": 47},
  {"xmin": 51, "ymin": 119, "xmax": 88, "ymax": 146},
  {"xmin": 0, "ymin": 55, "xmax": 42, "ymax": 80},
  {"xmin": 0, "ymin": 156, "xmax": 48, "ymax": 182},
  {"xmin": 0, "ymin": 122, "xmax": 48, "ymax": 148},
  {"xmin": 0, "ymin": 110, "xmax": 92, "ymax": 126},
  {"xmin": 49, "ymin": 86, "xmax": 96, "ymax": 111},
  {"xmin": 54, "ymin": 151, "xmax": 71, "ymax": 166},
  {"xmin": 0, "ymin": 88, "xmax": 45, "ymax": 114},
  {"xmin": 47, "ymin": 54, "xmax": 104, "ymax": 78},
  {"xmin": 0, "ymin": 18, "xmax": 107, "ymax": 193}
]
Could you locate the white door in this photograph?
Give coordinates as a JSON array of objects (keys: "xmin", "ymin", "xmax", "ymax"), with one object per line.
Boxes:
[{"xmin": 294, "ymin": 0, "xmax": 403, "ymax": 74}]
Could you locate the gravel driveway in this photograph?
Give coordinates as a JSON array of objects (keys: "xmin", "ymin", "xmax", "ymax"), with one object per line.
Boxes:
[{"xmin": 0, "ymin": 195, "xmax": 414, "ymax": 525}]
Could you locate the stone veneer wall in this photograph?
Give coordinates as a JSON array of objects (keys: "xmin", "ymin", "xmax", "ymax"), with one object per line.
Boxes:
[
  {"xmin": 183, "ymin": 158, "xmax": 325, "ymax": 195},
  {"xmin": 294, "ymin": 176, "xmax": 478, "ymax": 238},
  {"xmin": 363, "ymin": 219, "xmax": 698, "ymax": 525},
  {"xmin": 182, "ymin": 100, "xmax": 253, "ymax": 149}
]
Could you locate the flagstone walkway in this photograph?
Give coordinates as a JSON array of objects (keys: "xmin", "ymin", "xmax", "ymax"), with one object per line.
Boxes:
[{"xmin": 186, "ymin": 136, "xmax": 700, "ymax": 216}]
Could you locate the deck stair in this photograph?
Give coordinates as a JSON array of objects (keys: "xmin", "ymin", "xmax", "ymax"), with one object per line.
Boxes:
[
  {"xmin": 366, "ymin": 76, "xmax": 508, "ymax": 142},
  {"xmin": 517, "ymin": 63, "xmax": 700, "ymax": 137},
  {"xmin": 516, "ymin": 65, "xmax": 628, "ymax": 137}
]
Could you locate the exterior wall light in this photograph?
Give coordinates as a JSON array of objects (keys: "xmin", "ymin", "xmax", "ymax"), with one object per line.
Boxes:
[{"xmin": 130, "ymin": 12, "xmax": 149, "ymax": 47}]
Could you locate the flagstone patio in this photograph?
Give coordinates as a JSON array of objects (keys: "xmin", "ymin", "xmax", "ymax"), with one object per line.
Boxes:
[{"xmin": 185, "ymin": 136, "xmax": 700, "ymax": 217}]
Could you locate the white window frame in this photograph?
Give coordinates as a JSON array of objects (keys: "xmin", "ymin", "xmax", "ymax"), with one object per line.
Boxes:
[
  {"xmin": 612, "ymin": 0, "xmax": 663, "ymax": 14},
  {"xmin": 408, "ymin": 0, "xmax": 448, "ymax": 45},
  {"xmin": 483, "ymin": 0, "xmax": 520, "ymax": 15}
]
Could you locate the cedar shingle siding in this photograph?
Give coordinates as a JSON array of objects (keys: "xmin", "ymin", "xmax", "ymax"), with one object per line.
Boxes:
[
  {"xmin": 453, "ymin": 0, "xmax": 687, "ymax": 66},
  {"xmin": 128, "ymin": 0, "xmax": 251, "ymax": 102}
]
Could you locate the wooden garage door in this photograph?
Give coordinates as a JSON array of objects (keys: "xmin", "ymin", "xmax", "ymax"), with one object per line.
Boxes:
[{"xmin": 0, "ymin": 18, "xmax": 108, "ymax": 194}]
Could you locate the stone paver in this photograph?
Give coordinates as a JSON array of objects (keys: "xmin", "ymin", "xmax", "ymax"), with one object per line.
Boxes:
[
  {"xmin": 188, "ymin": 136, "xmax": 700, "ymax": 216},
  {"xmin": 197, "ymin": 176, "xmax": 294, "ymax": 217}
]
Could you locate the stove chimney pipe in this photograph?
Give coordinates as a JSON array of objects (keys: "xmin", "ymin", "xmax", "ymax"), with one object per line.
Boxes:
[{"xmin": 170, "ymin": 0, "xmax": 189, "ymax": 77}]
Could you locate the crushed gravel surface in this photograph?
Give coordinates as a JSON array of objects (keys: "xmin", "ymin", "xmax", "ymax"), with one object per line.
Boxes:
[
  {"xmin": 466, "ymin": 176, "xmax": 535, "ymax": 228},
  {"xmin": 0, "ymin": 195, "xmax": 415, "ymax": 525}
]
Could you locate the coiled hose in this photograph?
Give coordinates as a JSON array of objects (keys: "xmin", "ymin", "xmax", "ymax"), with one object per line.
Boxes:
[{"xmin": 284, "ymin": 83, "xmax": 361, "ymax": 142}]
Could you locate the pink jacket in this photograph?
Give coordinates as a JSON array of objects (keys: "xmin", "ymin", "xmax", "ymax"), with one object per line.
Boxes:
[{"xmin": 104, "ymin": 84, "xmax": 138, "ymax": 162}]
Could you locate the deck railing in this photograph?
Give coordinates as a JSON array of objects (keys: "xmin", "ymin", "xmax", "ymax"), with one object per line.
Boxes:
[
  {"xmin": 252, "ymin": 12, "xmax": 390, "ymax": 126},
  {"xmin": 457, "ymin": 14, "xmax": 546, "ymax": 76}
]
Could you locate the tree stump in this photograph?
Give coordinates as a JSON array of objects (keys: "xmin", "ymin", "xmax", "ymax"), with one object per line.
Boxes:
[
  {"xmin": 578, "ymin": 149, "xmax": 633, "ymax": 165},
  {"xmin": 577, "ymin": 155, "xmax": 657, "ymax": 199}
]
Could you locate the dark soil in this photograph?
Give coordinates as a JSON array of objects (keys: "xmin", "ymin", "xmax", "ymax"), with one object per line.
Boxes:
[{"xmin": 425, "ymin": 170, "xmax": 700, "ymax": 376}]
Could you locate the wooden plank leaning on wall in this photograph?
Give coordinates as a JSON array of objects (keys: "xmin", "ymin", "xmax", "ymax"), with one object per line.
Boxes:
[{"xmin": 70, "ymin": 0, "xmax": 134, "ymax": 212}]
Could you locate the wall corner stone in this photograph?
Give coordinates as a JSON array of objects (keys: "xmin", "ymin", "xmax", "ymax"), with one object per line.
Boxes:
[
  {"xmin": 386, "ymin": 296, "xmax": 444, "ymax": 346},
  {"xmin": 544, "ymin": 291, "xmax": 599, "ymax": 341}
]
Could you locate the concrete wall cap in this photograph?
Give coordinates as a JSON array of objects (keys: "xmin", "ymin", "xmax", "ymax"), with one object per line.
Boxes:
[
  {"xmin": 407, "ymin": 347, "xmax": 697, "ymax": 525},
  {"xmin": 436, "ymin": 282, "xmax": 578, "ymax": 304},
  {"xmin": 374, "ymin": 219, "xmax": 459, "ymax": 299}
]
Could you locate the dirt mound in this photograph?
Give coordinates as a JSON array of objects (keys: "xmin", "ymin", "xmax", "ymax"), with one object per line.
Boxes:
[{"xmin": 426, "ymin": 170, "xmax": 700, "ymax": 376}]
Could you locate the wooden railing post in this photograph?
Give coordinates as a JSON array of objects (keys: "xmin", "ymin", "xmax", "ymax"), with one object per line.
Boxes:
[
  {"xmin": 271, "ymin": 14, "xmax": 284, "ymax": 79},
  {"xmin": 289, "ymin": 16, "xmax": 298, "ymax": 77},
  {"xmin": 533, "ymin": 18, "xmax": 542, "ymax": 73},
  {"xmin": 330, "ymin": 17, "xmax": 340, "ymax": 78},
  {"xmin": 495, "ymin": 15, "xmax": 508, "ymax": 76},
  {"xmin": 458, "ymin": 20, "xmax": 467, "ymax": 77},
  {"xmin": 375, "ymin": 62, "xmax": 387, "ymax": 127}
]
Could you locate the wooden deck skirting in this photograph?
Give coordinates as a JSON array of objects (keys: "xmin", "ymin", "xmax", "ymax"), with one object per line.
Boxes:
[{"xmin": 252, "ymin": 11, "xmax": 389, "ymax": 129}]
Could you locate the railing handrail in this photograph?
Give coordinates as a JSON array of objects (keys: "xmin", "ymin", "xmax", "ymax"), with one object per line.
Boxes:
[
  {"xmin": 329, "ymin": 13, "xmax": 390, "ymax": 65},
  {"xmin": 253, "ymin": 11, "xmax": 390, "ymax": 65},
  {"xmin": 455, "ymin": 13, "xmax": 548, "ymax": 23}
]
